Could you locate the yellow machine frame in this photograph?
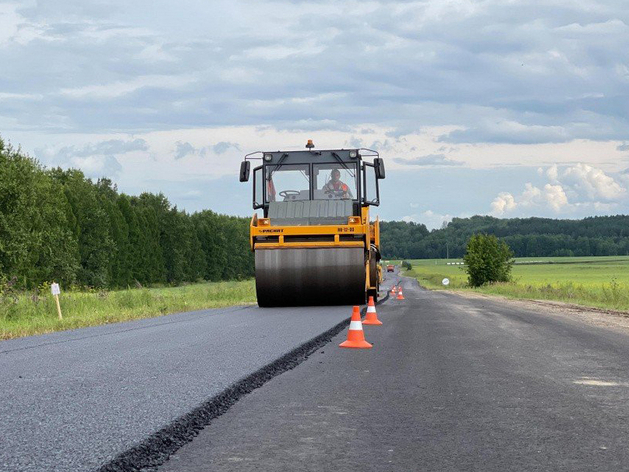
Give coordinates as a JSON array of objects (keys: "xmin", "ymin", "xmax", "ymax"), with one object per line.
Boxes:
[{"xmin": 250, "ymin": 206, "xmax": 381, "ymax": 294}]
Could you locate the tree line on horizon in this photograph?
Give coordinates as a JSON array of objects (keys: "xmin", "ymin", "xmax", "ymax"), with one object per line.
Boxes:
[
  {"xmin": 4, "ymin": 137, "xmax": 629, "ymax": 290},
  {"xmin": 0, "ymin": 138, "xmax": 253, "ymax": 290},
  {"xmin": 380, "ymin": 215, "xmax": 629, "ymax": 259}
]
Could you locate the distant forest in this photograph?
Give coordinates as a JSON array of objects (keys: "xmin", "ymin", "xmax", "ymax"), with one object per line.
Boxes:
[
  {"xmin": 380, "ymin": 216, "xmax": 629, "ymax": 259},
  {"xmin": 0, "ymin": 138, "xmax": 253, "ymax": 289},
  {"xmin": 4, "ymin": 137, "xmax": 629, "ymax": 289}
]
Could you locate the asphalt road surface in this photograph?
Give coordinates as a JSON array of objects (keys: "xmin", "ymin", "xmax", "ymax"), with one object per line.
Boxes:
[
  {"xmin": 5, "ymin": 272, "xmax": 629, "ymax": 471},
  {"xmin": 160, "ymin": 275, "xmax": 629, "ymax": 472},
  {"xmin": 0, "ymin": 305, "xmax": 352, "ymax": 472}
]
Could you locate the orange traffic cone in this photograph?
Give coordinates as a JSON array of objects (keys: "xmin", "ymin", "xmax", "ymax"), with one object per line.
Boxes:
[
  {"xmin": 339, "ymin": 306, "xmax": 372, "ymax": 349},
  {"xmin": 396, "ymin": 287, "xmax": 405, "ymax": 300},
  {"xmin": 363, "ymin": 296, "xmax": 382, "ymax": 325},
  {"xmin": 390, "ymin": 286, "xmax": 397, "ymax": 295}
]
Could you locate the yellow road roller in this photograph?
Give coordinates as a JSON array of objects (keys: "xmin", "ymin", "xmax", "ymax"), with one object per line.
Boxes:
[{"xmin": 239, "ymin": 140, "xmax": 386, "ymax": 307}]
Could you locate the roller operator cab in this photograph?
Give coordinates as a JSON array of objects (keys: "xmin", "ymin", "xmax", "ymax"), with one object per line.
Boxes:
[{"xmin": 239, "ymin": 140, "xmax": 386, "ymax": 307}]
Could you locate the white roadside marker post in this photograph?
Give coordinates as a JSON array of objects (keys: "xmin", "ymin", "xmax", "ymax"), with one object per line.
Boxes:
[{"xmin": 51, "ymin": 282, "xmax": 62, "ymax": 320}]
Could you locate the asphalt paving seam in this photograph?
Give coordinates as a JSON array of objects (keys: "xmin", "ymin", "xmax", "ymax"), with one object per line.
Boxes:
[
  {"xmin": 155, "ymin": 276, "xmax": 629, "ymax": 472},
  {"xmin": 98, "ymin": 296, "xmax": 389, "ymax": 472}
]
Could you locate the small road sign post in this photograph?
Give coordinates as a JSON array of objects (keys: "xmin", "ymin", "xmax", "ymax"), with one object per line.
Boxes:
[
  {"xmin": 51, "ymin": 283, "xmax": 62, "ymax": 320},
  {"xmin": 442, "ymin": 278, "xmax": 450, "ymax": 287}
]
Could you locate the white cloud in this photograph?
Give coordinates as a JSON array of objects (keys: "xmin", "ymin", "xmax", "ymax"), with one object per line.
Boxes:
[
  {"xmin": 172, "ymin": 140, "xmax": 241, "ymax": 160},
  {"xmin": 212, "ymin": 141, "xmax": 240, "ymax": 155},
  {"xmin": 60, "ymin": 74, "xmax": 196, "ymax": 99},
  {"xmin": 0, "ymin": 4, "xmax": 20, "ymax": 46},
  {"xmin": 35, "ymin": 138, "xmax": 148, "ymax": 178},
  {"xmin": 136, "ymin": 42, "xmax": 177, "ymax": 62},
  {"xmin": 174, "ymin": 141, "xmax": 195, "ymax": 160},
  {"xmin": 542, "ymin": 184, "xmax": 569, "ymax": 212},
  {"xmin": 441, "ymin": 120, "xmax": 571, "ymax": 145},
  {"xmin": 546, "ymin": 164, "xmax": 559, "ymax": 183},
  {"xmin": 1, "ymin": 0, "xmax": 628, "ymax": 144},
  {"xmin": 70, "ymin": 154, "xmax": 122, "ymax": 177},
  {"xmin": 238, "ymin": 41, "xmax": 326, "ymax": 61},
  {"xmin": 491, "ymin": 192, "xmax": 517, "ymax": 215},
  {"xmin": 393, "ymin": 153, "xmax": 464, "ymax": 166},
  {"xmin": 402, "ymin": 210, "xmax": 452, "ymax": 229},
  {"xmin": 561, "ymin": 163, "xmax": 626, "ymax": 200},
  {"xmin": 0, "ymin": 3, "xmax": 47, "ymax": 48},
  {"xmin": 492, "ymin": 183, "xmax": 569, "ymax": 215},
  {"xmin": 0, "ymin": 92, "xmax": 43, "ymax": 101},
  {"xmin": 490, "ymin": 162, "xmax": 626, "ymax": 216},
  {"xmin": 181, "ymin": 190, "xmax": 202, "ymax": 199}
]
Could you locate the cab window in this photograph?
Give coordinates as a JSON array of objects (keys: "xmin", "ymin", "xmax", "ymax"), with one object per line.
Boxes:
[
  {"xmin": 265, "ymin": 164, "xmax": 310, "ymax": 202},
  {"xmin": 313, "ymin": 163, "xmax": 358, "ymax": 200}
]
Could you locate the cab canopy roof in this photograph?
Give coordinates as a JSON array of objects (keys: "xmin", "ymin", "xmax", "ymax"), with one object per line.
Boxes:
[{"xmin": 256, "ymin": 149, "xmax": 367, "ymax": 166}]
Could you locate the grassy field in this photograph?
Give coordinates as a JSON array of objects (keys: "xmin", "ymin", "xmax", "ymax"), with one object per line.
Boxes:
[
  {"xmin": 0, "ymin": 280, "xmax": 256, "ymax": 341},
  {"xmin": 404, "ymin": 256, "xmax": 629, "ymax": 311}
]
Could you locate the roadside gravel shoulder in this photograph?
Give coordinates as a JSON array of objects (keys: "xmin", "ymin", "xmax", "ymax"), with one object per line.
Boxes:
[{"xmin": 444, "ymin": 289, "xmax": 629, "ymax": 334}]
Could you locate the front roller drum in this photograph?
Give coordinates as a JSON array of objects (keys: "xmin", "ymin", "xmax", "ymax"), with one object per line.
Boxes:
[{"xmin": 255, "ymin": 247, "xmax": 366, "ymax": 307}]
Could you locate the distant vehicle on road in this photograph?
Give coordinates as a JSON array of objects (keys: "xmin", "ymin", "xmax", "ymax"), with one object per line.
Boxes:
[{"xmin": 387, "ymin": 264, "xmax": 394, "ymax": 272}]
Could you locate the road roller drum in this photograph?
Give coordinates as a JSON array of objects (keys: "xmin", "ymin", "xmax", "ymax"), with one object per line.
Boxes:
[{"xmin": 255, "ymin": 247, "xmax": 366, "ymax": 307}]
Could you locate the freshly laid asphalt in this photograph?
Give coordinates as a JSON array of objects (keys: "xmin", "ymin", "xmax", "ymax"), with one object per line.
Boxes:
[
  {"xmin": 0, "ymin": 304, "xmax": 353, "ymax": 472},
  {"xmin": 159, "ymin": 275, "xmax": 629, "ymax": 472}
]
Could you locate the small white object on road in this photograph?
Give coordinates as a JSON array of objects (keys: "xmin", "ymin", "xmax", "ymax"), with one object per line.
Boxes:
[{"xmin": 442, "ymin": 278, "xmax": 450, "ymax": 286}]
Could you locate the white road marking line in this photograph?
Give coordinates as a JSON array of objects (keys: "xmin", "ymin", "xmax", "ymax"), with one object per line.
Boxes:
[{"xmin": 573, "ymin": 378, "xmax": 624, "ymax": 386}]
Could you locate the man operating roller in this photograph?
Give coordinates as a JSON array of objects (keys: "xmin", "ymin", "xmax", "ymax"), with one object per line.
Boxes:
[{"xmin": 323, "ymin": 169, "xmax": 353, "ymax": 198}]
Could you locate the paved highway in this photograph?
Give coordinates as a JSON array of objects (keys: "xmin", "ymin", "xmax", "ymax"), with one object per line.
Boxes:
[
  {"xmin": 160, "ymin": 275, "xmax": 629, "ymax": 472},
  {"xmin": 5, "ymin": 272, "xmax": 629, "ymax": 471},
  {"xmin": 0, "ymin": 305, "xmax": 352, "ymax": 471}
]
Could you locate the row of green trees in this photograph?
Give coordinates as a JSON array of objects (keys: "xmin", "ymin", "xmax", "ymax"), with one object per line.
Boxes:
[
  {"xmin": 380, "ymin": 215, "xmax": 629, "ymax": 259},
  {"xmin": 0, "ymin": 139, "xmax": 253, "ymax": 289},
  {"xmin": 5, "ymin": 134, "xmax": 629, "ymax": 290}
]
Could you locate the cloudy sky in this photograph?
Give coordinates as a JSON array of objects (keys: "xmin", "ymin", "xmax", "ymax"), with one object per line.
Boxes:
[{"xmin": 1, "ymin": 0, "xmax": 628, "ymax": 228}]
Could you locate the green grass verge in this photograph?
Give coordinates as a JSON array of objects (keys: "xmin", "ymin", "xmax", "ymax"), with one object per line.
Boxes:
[
  {"xmin": 403, "ymin": 256, "xmax": 629, "ymax": 312},
  {"xmin": 0, "ymin": 280, "xmax": 256, "ymax": 341}
]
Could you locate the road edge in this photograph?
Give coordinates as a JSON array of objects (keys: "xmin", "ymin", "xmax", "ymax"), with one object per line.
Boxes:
[
  {"xmin": 407, "ymin": 272, "xmax": 629, "ymax": 317},
  {"xmin": 408, "ymin": 275, "xmax": 629, "ymax": 334}
]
